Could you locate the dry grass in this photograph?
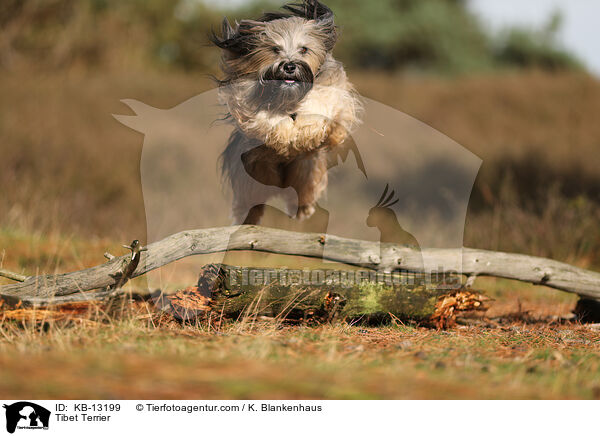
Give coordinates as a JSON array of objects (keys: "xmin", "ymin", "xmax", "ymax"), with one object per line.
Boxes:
[
  {"xmin": 0, "ymin": 70, "xmax": 214, "ymax": 238},
  {"xmin": 356, "ymin": 71, "xmax": 600, "ymax": 172},
  {"xmin": 0, "ymin": 293, "xmax": 598, "ymax": 400},
  {"xmin": 2, "ymin": 70, "xmax": 600, "ymax": 268},
  {"xmin": 356, "ymin": 70, "xmax": 600, "ymax": 266}
]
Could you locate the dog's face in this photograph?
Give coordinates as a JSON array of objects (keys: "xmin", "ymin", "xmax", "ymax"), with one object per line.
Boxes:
[{"xmin": 212, "ymin": 1, "xmax": 337, "ymax": 113}]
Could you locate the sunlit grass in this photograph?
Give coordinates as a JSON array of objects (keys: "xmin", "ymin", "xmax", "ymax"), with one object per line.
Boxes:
[{"xmin": 0, "ymin": 303, "xmax": 598, "ymax": 399}]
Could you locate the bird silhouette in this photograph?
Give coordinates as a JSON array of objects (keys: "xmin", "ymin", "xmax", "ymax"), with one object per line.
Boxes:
[
  {"xmin": 366, "ymin": 184, "xmax": 420, "ymax": 248},
  {"xmin": 366, "ymin": 184, "xmax": 424, "ymax": 283}
]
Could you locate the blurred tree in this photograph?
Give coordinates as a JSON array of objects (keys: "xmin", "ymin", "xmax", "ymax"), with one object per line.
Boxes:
[
  {"xmin": 324, "ymin": 0, "xmax": 493, "ymax": 73},
  {"xmin": 320, "ymin": 0, "xmax": 581, "ymax": 73},
  {"xmin": 0, "ymin": 0, "xmax": 584, "ymax": 74},
  {"xmin": 493, "ymin": 12, "xmax": 583, "ymax": 72}
]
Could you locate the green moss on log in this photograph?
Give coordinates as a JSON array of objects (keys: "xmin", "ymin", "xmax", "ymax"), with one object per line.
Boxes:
[{"xmin": 204, "ymin": 264, "xmax": 458, "ymax": 321}]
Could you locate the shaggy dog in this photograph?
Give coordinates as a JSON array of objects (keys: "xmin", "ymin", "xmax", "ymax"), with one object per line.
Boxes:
[{"xmin": 211, "ymin": 0, "xmax": 361, "ymax": 224}]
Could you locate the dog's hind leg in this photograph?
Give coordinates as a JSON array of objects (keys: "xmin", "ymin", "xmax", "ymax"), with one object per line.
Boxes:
[
  {"xmin": 242, "ymin": 204, "xmax": 265, "ymax": 225},
  {"xmin": 284, "ymin": 150, "xmax": 328, "ymax": 221},
  {"xmin": 231, "ymin": 192, "xmax": 267, "ymax": 225}
]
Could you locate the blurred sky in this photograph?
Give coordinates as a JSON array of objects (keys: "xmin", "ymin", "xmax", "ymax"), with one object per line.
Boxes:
[
  {"xmin": 204, "ymin": 0, "xmax": 600, "ymax": 75},
  {"xmin": 469, "ymin": 0, "xmax": 600, "ymax": 75}
]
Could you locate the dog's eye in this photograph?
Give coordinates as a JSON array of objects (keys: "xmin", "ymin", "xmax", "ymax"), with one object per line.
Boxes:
[
  {"xmin": 272, "ymin": 47, "xmax": 281, "ymax": 54},
  {"xmin": 299, "ymin": 46, "xmax": 308, "ymax": 55}
]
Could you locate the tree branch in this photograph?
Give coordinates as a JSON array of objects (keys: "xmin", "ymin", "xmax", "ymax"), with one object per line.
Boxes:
[
  {"xmin": 0, "ymin": 268, "xmax": 28, "ymax": 283},
  {"xmin": 0, "ymin": 225, "xmax": 599, "ymax": 303}
]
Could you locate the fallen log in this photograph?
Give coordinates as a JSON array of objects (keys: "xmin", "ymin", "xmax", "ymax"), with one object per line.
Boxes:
[
  {"xmin": 209, "ymin": 264, "xmax": 450, "ymax": 321},
  {"xmin": 164, "ymin": 264, "xmax": 482, "ymax": 326},
  {"xmin": 1, "ymin": 226, "xmax": 600, "ymax": 303}
]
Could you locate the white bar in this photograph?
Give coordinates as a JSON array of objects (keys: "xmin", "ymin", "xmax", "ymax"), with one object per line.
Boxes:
[{"xmin": 0, "ymin": 400, "xmax": 594, "ymax": 435}]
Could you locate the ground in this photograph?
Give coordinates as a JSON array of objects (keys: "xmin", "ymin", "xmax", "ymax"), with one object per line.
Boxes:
[{"xmin": 1, "ymin": 272, "xmax": 599, "ymax": 400}]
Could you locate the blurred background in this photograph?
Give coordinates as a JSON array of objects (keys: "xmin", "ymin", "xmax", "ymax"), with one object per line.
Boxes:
[{"xmin": 1, "ymin": 0, "xmax": 599, "ymax": 277}]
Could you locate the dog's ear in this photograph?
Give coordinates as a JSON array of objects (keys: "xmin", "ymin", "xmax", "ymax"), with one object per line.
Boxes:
[
  {"xmin": 259, "ymin": 0, "xmax": 334, "ymax": 24},
  {"xmin": 282, "ymin": 0, "xmax": 334, "ymax": 22},
  {"xmin": 209, "ymin": 18, "xmax": 237, "ymax": 51},
  {"xmin": 210, "ymin": 18, "xmax": 265, "ymax": 57},
  {"xmin": 221, "ymin": 17, "xmax": 236, "ymax": 40},
  {"xmin": 313, "ymin": 10, "xmax": 337, "ymax": 52},
  {"xmin": 283, "ymin": 0, "xmax": 337, "ymax": 51}
]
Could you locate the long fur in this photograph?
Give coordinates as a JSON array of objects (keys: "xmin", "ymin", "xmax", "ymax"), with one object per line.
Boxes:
[{"xmin": 212, "ymin": 0, "xmax": 362, "ymax": 224}]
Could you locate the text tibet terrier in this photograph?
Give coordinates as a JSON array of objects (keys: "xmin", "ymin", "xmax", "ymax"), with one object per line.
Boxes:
[{"xmin": 211, "ymin": 0, "xmax": 361, "ymax": 224}]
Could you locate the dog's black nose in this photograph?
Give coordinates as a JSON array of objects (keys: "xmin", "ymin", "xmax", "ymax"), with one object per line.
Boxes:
[{"xmin": 282, "ymin": 62, "xmax": 297, "ymax": 74}]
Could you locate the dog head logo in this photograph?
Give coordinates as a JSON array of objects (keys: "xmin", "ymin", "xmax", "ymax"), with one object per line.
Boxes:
[{"xmin": 3, "ymin": 402, "xmax": 50, "ymax": 434}]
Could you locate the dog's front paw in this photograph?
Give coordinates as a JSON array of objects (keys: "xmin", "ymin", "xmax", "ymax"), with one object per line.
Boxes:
[
  {"xmin": 294, "ymin": 114, "xmax": 329, "ymax": 151},
  {"xmin": 264, "ymin": 116, "xmax": 297, "ymax": 155},
  {"xmin": 324, "ymin": 121, "xmax": 348, "ymax": 148},
  {"xmin": 296, "ymin": 204, "xmax": 316, "ymax": 221}
]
